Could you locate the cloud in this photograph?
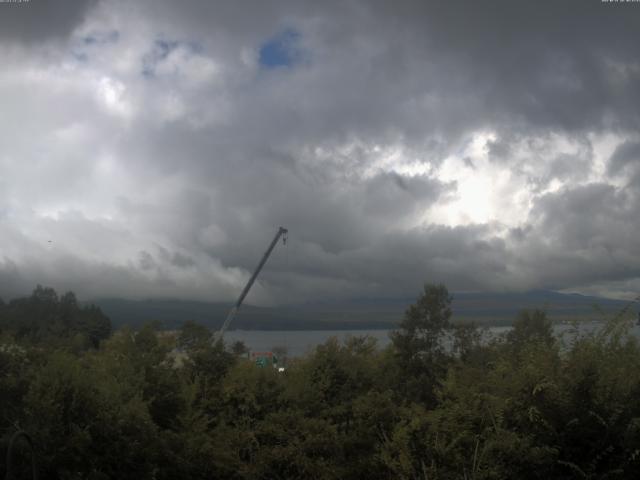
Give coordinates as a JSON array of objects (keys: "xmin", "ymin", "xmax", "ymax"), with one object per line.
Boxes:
[
  {"xmin": 0, "ymin": 0, "xmax": 639, "ymax": 302},
  {"xmin": 511, "ymin": 181, "xmax": 640, "ymax": 293},
  {"xmin": 0, "ymin": 0, "xmax": 98, "ymax": 44},
  {"xmin": 608, "ymin": 141, "xmax": 640, "ymax": 178}
]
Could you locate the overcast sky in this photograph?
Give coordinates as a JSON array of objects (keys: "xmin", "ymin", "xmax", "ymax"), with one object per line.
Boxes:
[{"xmin": 1, "ymin": 0, "xmax": 639, "ymax": 304}]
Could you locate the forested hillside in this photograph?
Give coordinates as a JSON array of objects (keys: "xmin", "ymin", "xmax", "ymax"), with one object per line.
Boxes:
[
  {"xmin": 2, "ymin": 285, "xmax": 640, "ymax": 479},
  {"xmin": 92, "ymin": 290, "xmax": 628, "ymax": 331}
]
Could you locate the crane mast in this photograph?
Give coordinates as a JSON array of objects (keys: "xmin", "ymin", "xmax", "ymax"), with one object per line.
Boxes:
[{"xmin": 217, "ymin": 226, "xmax": 288, "ymax": 338}]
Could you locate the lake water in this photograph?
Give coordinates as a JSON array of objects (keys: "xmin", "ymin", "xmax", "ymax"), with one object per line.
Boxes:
[
  {"xmin": 224, "ymin": 329, "xmax": 400, "ymax": 357},
  {"xmin": 224, "ymin": 322, "xmax": 640, "ymax": 357}
]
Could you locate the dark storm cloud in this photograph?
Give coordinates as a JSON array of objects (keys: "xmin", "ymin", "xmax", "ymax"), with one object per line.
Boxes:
[
  {"xmin": 257, "ymin": 223, "xmax": 514, "ymax": 302},
  {"xmin": 188, "ymin": 167, "xmax": 450, "ymax": 267},
  {"xmin": 124, "ymin": 0, "xmax": 640, "ymax": 162},
  {"xmin": 609, "ymin": 141, "xmax": 640, "ymax": 177},
  {"xmin": 227, "ymin": 0, "xmax": 640, "ymax": 140},
  {"xmin": 1, "ymin": 0, "xmax": 640, "ymax": 302},
  {"xmin": 0, "ymin": 0, "xmax": 98, "ymax": 44},
  {"xmin": 513, "ymin": 182, "xmax": 640, "ymax": 292},
  {"xmin": 395, "ymin": 0, "xmax": 640, "ymax": 134}
]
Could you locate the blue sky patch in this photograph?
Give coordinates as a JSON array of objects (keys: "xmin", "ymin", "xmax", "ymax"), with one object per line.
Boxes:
[
  {"xmin": 259, "ymin": 28, "xmax": 302, "ymax": 69},
  {"xmin": 71, "ymin": 30, "xmax": 119, "ymax": 64},
  {"xmin": 142, "ymin": 39, "xmax": 180, "ymax": 77},
  {"xmin": 82, "ymin": 30, "xmax": 120, "ymax": 46},
  {"xmin": 140, "ymin": 39, "xmax": 204, "ymax": 78}
]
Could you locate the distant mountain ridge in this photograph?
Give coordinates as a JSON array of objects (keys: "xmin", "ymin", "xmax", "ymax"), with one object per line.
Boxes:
[{"xmin": 90, "ymin": 290, "xmax": 633, "ymax": 331}]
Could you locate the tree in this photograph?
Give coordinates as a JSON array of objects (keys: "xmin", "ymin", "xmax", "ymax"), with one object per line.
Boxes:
[
  {"xmin": 232, "ymin": 340, "xmax": 249, "ymax": 357},
  {"xmin": 390, "ymin": 283, "xmax": 452, "ymax": 406},
  {"xmin": 0, "ymin": 286, "xmax": 111, "ymax": 348},
  {"xmin": 506, "ymin": 309, "xmax": 554, "ymax": 350},
  {"xmin": 178, "ymin": 320, "xmax": 212, "ymax": 352},
  {"xmin": 451, "ymin": 322, "xmax": 483, "ymax": 362},
  {"xmin": 78, "ymin": 305, "xmax": 112, "ymax": 348},
  {"xmin": 22, "ymin": 351, "xmax": 161, "ymax": 479}
]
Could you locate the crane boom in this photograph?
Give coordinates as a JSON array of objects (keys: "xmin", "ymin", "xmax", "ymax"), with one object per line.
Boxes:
[{"xmin": 217, "ymin": 226, "xmax": 288, "ymax": 337}]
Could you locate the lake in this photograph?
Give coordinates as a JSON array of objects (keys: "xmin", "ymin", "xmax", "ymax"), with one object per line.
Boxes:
[{"xmin": 224, "ymin": 321, "xmax": 640, "ymax": 358}]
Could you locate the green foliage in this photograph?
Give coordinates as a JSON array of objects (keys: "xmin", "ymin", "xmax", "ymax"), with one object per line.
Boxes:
[
  {"xmin": 3, "ymin": 285, "xmax": 640, "ymax": 479},
  {"xmin": 452, "ymin": 322, "xmax": 484, "ymax": 362},
  {"xmin": 390, "ymin": 283, "xmax": 453, "ymax": 406},
  {"xmin": 22, "ymin": 351, "xmax": 160, "ymax": 479},
  {"xmin": 506, "ymin": 309, "xmax": 554, "ymax": 349},
  {"xmin": 392, "ymin": 284, "xmax": 453, "ymax": 356},
  {"xmin": 0, "ymin": 286, "xmax": 111, "ymax": 348},
  {"xmin": 177, "ymin": 320, "xmax": 212, "ymax": 351}
]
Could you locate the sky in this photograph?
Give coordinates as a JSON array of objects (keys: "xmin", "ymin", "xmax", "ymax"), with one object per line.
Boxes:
[{"xmin": 1, "ymin": 0, "xmax": 639, "ymax": 304}]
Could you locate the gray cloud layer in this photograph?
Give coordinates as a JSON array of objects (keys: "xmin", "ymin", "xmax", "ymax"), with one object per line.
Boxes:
[
  {"xmin": 1, "ymin": 0, "xmax": 639, "ymax": 302},
  {"xmin": 0, "ymin": 0, "xmax": 97, "ymax": 44}
]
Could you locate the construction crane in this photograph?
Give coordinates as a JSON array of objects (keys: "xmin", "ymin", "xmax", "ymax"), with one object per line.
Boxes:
[{"xmin": 217, "ymin": 226, "xmax": 288, "ymax": 338}]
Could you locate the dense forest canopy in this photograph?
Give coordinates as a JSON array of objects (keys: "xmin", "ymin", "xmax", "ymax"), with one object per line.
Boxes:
[
  {"xmin": 2, "ymin": 285, "xmax": 640, "ymax": 479},
  {"xmin": 0, "ymin": 286, "xmax": 112, "ymax": 348}
]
